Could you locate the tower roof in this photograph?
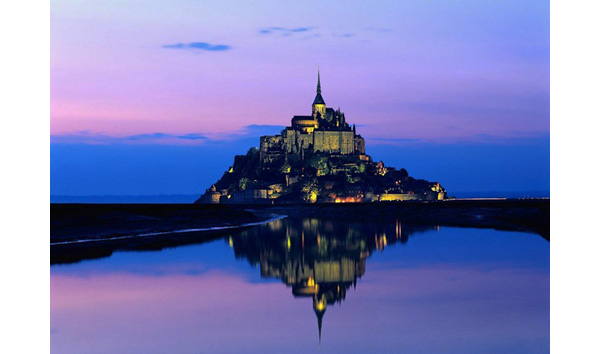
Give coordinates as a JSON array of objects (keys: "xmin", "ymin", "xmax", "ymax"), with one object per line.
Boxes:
[{"xmin": 313, "ymin": 68, "xmax": 326, "ymax": 105}]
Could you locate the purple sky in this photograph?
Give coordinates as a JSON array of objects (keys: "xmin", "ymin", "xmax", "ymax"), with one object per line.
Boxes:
[
  {"xmin": 51, "ymin": 0, "xmax": 548, "ymax": 142},
  {"xmin": 50, "ymin": 0, "xmax": 549, "ymax": 197}
]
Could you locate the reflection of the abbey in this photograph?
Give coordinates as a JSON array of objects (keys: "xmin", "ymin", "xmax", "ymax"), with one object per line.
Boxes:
[{"xmin": 228, "ymin": 217, "xmax": 436, "ymax": 344}]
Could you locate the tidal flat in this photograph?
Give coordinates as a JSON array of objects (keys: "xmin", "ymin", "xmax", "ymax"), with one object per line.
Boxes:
[{"xmin": 51, "ymin": 199, "xmax": 548, "ymax": 265}]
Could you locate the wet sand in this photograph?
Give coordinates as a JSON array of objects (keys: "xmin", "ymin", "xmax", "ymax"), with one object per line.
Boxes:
[{"xmin": 51, "ymin": 204, "xmax": 274, "ymax": 264}]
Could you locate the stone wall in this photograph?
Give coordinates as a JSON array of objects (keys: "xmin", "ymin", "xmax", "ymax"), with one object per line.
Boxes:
[
  {"xmin": 283, "ymin": 129, "xmax": 314, "ymax": 154},
  {"xmin": 378, "ymin": 191, "xmax": 445, "ymax": 201},
  {"xmin": 355, "ymin": 136, "xmax": 366, "ymax": 154},
  {"xmin": 227, "ymin": 189, "xmax": 272, "ymax": 203},
  {"xmin": 379, "ymin": 193, "xmax": 422, "ymax": 202},
  {"xmin": 260, "ymin": 135, "xmax": 284, "ymax": 164},
  {"xmin": 313, "ymin": 130, "xmax": 355, "ymax": 154},
  {"xmin": 260, "ymin": 128, "xmax": 365, "ymax": 164}
]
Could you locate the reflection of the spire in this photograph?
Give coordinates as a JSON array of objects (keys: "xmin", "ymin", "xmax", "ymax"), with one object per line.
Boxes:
[
  {"xmin": 228, "ymin": 217, "xmax": 436, "ymax": 345},
  {"xmin": 314, "ymin": 293, "xmax": 326, "ymax": 346}
]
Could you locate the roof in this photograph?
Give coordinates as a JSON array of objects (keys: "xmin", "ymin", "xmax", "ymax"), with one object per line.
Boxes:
[
  {"xmin": 313, "ymin": 93, "xmax": 325, "ymax": 105},
  {"xmin": 292, "ymin": 115, "xmax": 314, "ymax": 120}
]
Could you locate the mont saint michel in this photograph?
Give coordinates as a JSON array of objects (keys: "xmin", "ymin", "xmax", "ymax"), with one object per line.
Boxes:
[{"xmin": 198, "ymin": 70, "xmax": 447, "ymax": 204}]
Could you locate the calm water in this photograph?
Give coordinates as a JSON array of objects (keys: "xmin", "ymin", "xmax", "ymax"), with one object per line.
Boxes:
[{"xmin": 51, "ymin": 217, "xmax": 549, "ymax": 354}]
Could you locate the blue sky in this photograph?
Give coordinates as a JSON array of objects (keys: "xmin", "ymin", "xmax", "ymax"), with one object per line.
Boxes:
[{"xmin": 51, "ymin": 126, "xmax": 549, "ymax": 199}]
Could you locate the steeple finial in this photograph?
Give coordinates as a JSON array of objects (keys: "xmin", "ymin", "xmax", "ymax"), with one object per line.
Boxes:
[
  {"xmin": 317, "ymin": 66, "xmax": 321, "ymax": 94},
  {"xmin": 312, "ymin": 66, "xmax": 326, "ymax": 106}
]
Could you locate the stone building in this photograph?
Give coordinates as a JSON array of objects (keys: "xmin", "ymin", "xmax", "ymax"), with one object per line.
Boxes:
[
  {"xmin": 260, "ymin": 70, "xmax": 367, "ymax": 165},
  {"xmin": 196, "ymin": 69, "xmax": 448, "ymax": 204}
]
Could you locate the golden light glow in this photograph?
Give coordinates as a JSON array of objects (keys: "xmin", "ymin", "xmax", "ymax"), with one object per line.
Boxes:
[
  {"xmin": 228, "ymin": 237, "xmax": 233, "ymax": 248},
  {"xmin": 307, "ymin": 276, "xmax": 315, "ymax": 287},
  {"xmin": 335, "ymin": 196, "xmax": 361, "ymax": 203},
  {"xmin": 314, "ymin": 297, "xmax": 326, "ymax": 311}
]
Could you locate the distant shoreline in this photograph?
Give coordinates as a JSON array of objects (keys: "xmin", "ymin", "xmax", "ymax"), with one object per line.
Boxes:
[{"xmin": 50, "ymin": 192, "xmax": 550, "ymax": 204}]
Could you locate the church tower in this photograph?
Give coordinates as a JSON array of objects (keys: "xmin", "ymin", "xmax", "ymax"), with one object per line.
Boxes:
[{"xmin": 312, "ymin": 68, "xmax": 326, "ymax": 120}]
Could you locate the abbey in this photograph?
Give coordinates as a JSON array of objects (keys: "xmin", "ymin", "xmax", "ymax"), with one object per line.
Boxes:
[
  {"xmin": 259, "ymin": 70, "xmax": 367, "ymax": 165},
  {"xmin": 197, "ymin": 69, "xmax": 447, "ymax": 204}
]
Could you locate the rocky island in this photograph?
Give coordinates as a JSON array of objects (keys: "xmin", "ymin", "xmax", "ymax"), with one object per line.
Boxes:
[
  {"xmin": 197, "ymin": 70, "xmax": 447, "ymax": 204},
  {"xmin": 50, "ymin": 73, "xmax": 550, "ymax": 264}
]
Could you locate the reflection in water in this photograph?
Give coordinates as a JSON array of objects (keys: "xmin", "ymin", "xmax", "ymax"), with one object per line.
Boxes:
[
  {"xmin": 228, "ymin": 217, "xmax": 435, "ymax": 343},
  {"xmin": 51, "ymin": 217, "xmax": 549, "ymax": 354}
]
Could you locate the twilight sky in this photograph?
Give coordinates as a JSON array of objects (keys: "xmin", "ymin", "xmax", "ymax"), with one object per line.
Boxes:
[{"xmin": 50, "ymin": 0, "xmax": 550, "ymax": 198}]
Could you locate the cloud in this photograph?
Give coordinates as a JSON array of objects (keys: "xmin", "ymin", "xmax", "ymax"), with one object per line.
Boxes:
[
  {"xmin": 259, "ymin": 26, "xmax": 376, "ymax": 40},
  {"xmin": 369, "ymin": 137, "xmax": 422, "ymax": 146},
  {"xmin": 332, "ymin": 33, "xmax": 355, "ymax": 38},
  {"xmin": 363, "ymin": 26, "xmax": 392, "ymax": 33},
  {"xmin": 241, "ymin": 124, "xmax": 286, "ymax": 136},
  {"xmin": 299, "ymin": 33, "xmax": 321, "ymax": 40},
  {"xmin": 199, "ymin": 124, "xmax": 286, "ymax": 143},
  {"xmin": 51, "ymin": 131, "xmax": 208, "ymax": 145},
  {"xmin": 127, "ymin": 133, "xmax": 207, "ymax": 141},
  {"xmin": 50, "ymin": 125, "xmax": 285, "ymax": 146},
  {"xmin": 259, "ymin": 27, "xmax": 314, "ymax": 36},
  {"xmin": 162, "ymin": 42, "xmax": 231, "ymax": 51}
]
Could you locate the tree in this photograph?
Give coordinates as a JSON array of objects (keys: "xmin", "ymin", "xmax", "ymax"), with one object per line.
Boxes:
[
  {"xmin": 301, "ymin": 180, "xmax": 319, "ymax": 203},
  {"xmin": 238, "ymin": 177, "xmax": 250, "ymax": 190},
  {"xmin": 280, "ymin": 162, "xmax": 291, "ymax": 174}
]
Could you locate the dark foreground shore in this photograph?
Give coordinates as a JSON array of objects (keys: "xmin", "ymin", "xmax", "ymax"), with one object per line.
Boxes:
[
  {"xmin": 51, "ymin": 204, "xmax": 271, "ymax": 264},
  {"xmin": 51, "ymin": 199, "xmax": 549, "ymax": 264}
]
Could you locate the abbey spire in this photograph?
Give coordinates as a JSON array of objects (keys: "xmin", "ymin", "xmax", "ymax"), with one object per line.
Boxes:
[
  {"xmin": 312, "ymin": 68, "xmax": 326, "ymax": 118},
  {"xmin": 317, "ymin": 68, "xmax": 322, "ymax": 94}
]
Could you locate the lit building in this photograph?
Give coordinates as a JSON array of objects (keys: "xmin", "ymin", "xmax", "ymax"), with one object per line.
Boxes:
[
  {"xmin": 196, "ymin": 70, "xmax": 448, "ymax": 204},
  {"xmin": 259, "ymin": 69, "xmax": 367, "ymax": 165}
]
